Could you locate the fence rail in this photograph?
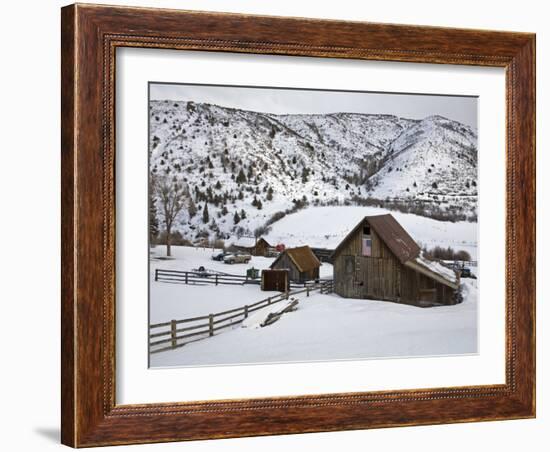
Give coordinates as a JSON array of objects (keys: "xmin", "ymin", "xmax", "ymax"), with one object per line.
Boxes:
[
  {"xmin": 149, "ymin": 279, "xmax": 334, "ymax": 354},
  {"xmin": 154, "ymin": 268, "xmax": 322, "ymax": 289},
  {"xmin": 442, "ymin": 260, "xmax": 478, "ymax": 268}
]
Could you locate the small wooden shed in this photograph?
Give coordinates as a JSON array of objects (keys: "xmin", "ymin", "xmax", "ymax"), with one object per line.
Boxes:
[
  {"xmin": 233, "ymin": 236, "xmax": 273, "ymax": 256},
  {"xmin": 261, "ymin": 269, "xmax": 290, "ymax": 292},
  {"xmin": 332, "ymin": 214, "xmax": 460, "ymax": 307},
  {"xmin": 269, "ymin": 245, "xmax": 321, "ymax": 283}
]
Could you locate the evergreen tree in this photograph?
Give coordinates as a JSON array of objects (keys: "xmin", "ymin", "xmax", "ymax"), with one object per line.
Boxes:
[
  {"xmin": 256, "ymin": 199, "xmax": 263, "ymax": 210},
  {"xmin": 233, "ymin": 211, "xmax": 240, "ymax": 224},
  {"xmin": 215, "ymin": 180, "xmax": 222, "ymax": 190},
  {"xmin": 301, "ymin": 167, "xmax": 309, "ymax": 183},
  {"xmin": 202, "ymin": 203, "xmax": 209, "ymax": 223},
  {"xmin": 240, "ymin": 209, "xmax": 246, "ymax": 219},
  {"xmin": 236, "ymin": 168, "xmax": 247, "ymax": 184},
  {"xmin": 266, "ymin": 186, "xmax": 273, "ymax": 201}
]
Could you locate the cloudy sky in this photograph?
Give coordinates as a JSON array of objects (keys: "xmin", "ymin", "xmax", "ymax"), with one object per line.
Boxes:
[{"xmin": 150, "ymin": 82, "xmax": 478, "ymax": 129}]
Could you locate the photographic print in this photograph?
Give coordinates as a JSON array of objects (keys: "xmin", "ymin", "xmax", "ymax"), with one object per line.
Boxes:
[{"xmin": 148, "ymin": 83, "xmax": 478, "ymax": 368}]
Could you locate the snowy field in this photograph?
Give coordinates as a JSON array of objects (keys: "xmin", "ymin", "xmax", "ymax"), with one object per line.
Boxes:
[
  {"xmin": 263, "ymin": 206, "xmax": 478, "ymax": 259},
  {"xmin": 150, "ymin": 206, "xmax": 478, "ymax": 368},
  {"xmin": 149, "ymin": 246, "xmax": 478, "ymax": 368},
  {"xmin": 151, "ymin": 278, "xmax": 478, "ymax": 367},
  {"xmin": 149, "ymin": 245, "xmax": 332, "ymax": 323}
]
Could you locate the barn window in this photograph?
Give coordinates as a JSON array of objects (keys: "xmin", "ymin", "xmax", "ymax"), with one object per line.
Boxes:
[
  {"xmin": 363, "ymin": 225, "xmax": 371, "ymax": 235},
  {"xmin": 362, "ymin": 238, "xmax": 372, "ymax": 256}
]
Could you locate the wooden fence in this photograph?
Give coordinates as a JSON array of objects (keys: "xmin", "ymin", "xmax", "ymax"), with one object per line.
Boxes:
[
  {"xmin": 154, "ymin": 268, "xmax": 258, "ymax": 286},
  {"xmin": 442, "ymin": 260, "xmax": 478, "ymax": 268},
  {"xmin": 154, "ymin": 268, "xmax": 321, "ymax": 289},
  {"xmin": 320, "ymin": 279, "xmax": 334, "ymax": 294},
  {"xmin": 149, "ymin": 280, "xmax": 334, "ymax": 354}
]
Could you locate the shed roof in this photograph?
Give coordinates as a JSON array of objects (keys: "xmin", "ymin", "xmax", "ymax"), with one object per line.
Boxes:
[
  {"xmin": 233, "ymin": 236, "xmax": 256, "ymax": 248},
  {"xmin": 332, "ymin": 214, "xmax": 421, "ymax": 264},
  {"xmin": 270, "ymin": 246, "xmax": 321, "ymax": 273}
]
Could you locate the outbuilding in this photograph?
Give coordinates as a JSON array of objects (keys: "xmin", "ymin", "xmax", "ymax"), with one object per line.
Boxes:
[
  {"xmin": 233, "ymin": 236, "xmax": 273, "ymax": 256},
  {"xmin": 332, "ymin": 214, "xmax": 460, "ymax": 307},
  {"xmin": 269, "ymin": 245, "xmax": 321, "ymax": 283}
]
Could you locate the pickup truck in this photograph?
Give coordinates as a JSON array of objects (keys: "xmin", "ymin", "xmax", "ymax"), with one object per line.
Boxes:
[{"xmin": 223, "ymin": 253, "xmax": 252, "ymax": 264}]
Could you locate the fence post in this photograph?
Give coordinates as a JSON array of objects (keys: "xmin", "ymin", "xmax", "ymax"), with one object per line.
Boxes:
[
  {"xmin": 244, "ymin": 305, "xmax": 248, "ymax": 318},
  {"xmin": 285, "ymin": 291, "xmax": 289, "ymax": 300},
  {"xmin": 215, "ymin": 274, "xmax": 218, "ymax": 286},
  {"xmin": 209, "ymin": 314, "xmax": 214, "ymax": 336},
  {"xmin": 307, "ymin": 286, "xmax": 310, "ymax": 297},
  {"xmin": 185, "ymin": 272, "xmax": 188, "ymax": 285},
  {"xmin": 155, "ymin": 269, "xmax": 159, "ymax": 281},
  {"xmin": 267, "ymin": 297, "xmax": 271, "ymax": 305},
  {"xmin": 171, "ymin": 320, "xmax": 177, "ymax": 348}
]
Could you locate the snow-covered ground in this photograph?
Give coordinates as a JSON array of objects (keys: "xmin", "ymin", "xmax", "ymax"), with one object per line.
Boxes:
[
  {"xmin": 149, "ymin": 246, "xmax": 332, "ymax": 323},
  {"xmin": 151, "ymin": 278, "xmax": 478, "ymax": 367},
  {"xmin": 264, "ymin": 205, "xmax": 478, "ymax": 259},
  {"xmin": 149, "ymin": 208, "xmax": 478, "ymax": 368}
]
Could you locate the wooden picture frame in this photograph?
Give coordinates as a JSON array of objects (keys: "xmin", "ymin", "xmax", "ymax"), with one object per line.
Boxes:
[{"xmin": 61, "ymin": 3, "xmax": 535, "ymax": 447}]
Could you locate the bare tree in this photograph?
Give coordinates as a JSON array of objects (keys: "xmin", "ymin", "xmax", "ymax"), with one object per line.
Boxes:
[{"xmin": 154, "ymin": 174, "xmax": 189, "ymax": 256}]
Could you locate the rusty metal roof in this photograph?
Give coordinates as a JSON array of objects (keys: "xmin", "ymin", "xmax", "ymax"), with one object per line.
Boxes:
[
  {"xmin": 270, "ymin": 245, "xmax": 321, "ymax": 273},
  {"xmin": 333, "ymin": 214, "xmax": 421, "ymax": 264}
]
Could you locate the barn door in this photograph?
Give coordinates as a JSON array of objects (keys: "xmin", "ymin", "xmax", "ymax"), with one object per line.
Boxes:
[{"xmin": 343, "ymin": 255, "xmax": 355, "ymax": 294}]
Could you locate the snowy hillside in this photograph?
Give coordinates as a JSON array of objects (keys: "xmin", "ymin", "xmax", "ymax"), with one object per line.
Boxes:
[
  {"xmin": 149, "ymin": 100, "xmax": 478, "ymax": 244},
  {"xmin": 263, "ymin": 206, "xmax": 478, "ymax": 259}
]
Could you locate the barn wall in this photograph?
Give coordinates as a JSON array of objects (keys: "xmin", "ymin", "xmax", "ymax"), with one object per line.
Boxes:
[
  {"xmin": 271, "ymin": 253, "xmax": 305, "ymax": 281},
  {"xmin": 400, "ymin": 266, "xmax": 456, "ymax": 306},
  {"xmin": 334, "ymin": 219, "xmax": 457, "ymax": 306},
  {"xmin": 253, "ymin": 240, "xmax": 268, "ymax": 256},
  {"xmin": 333, "ymin": 220, "xmax": 400, "ymax": 300},
  {"xmin": 272, "ymin": 252, "xmax": 320, "ymax": 282}
]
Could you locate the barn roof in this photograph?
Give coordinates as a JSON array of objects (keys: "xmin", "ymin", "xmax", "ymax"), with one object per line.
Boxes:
[
  {"xmin": 405, "ymin": 255, "xmax": 460, "ymax": 289},
  {"xmin": 270, "ymin": 246, "xmax": 321, "ymax": 273},
  {"xmin": 333, "ymin": 214, "xmax": 421, "ymax": 264},
  {"xmin": 332, "ymin": 214, "xmax": 459, "ymax": 289}
]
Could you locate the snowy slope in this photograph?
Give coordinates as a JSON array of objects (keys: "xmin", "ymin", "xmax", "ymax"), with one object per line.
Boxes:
[
  {"xmin": 264, "ymin": 206, "xmax": 478, "ymax": 259},
  {"xmin": 149, "ymin": 100, "xmax": 478, "ymax": 244}
]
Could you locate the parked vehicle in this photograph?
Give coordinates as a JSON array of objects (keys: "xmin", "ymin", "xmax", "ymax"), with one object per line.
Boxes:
[
  {"xmin": 459, "ymin": 267, "xmax": 477, "ymax": 279},
  {"xmin": 223, "ymin": 253, "xmax": 252, "ymax": 264},
  {"xmin": 446, "ymin": 261, "xmax": 477, "ymax": 279},
  {"xmin": 211, "ymin": 251, "xmax": 230, "ymax": 261}
]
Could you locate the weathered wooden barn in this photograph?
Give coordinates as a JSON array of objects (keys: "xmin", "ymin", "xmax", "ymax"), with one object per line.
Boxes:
[
  {"xmin": 233, "ymin": 236, "xmax": 272, "ymax": 256},
  {"xmin": 332, "ymin": 214, "xmax": 460, "ymax": 307},
  {"xmin": 270, "ymin": 246, "xmax": 321, "ymax": 283}
]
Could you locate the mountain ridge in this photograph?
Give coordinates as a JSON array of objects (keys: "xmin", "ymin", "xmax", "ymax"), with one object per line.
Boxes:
[{"xmin": 149, "ymin": 100, "xmax": 478, "ymax": 243}]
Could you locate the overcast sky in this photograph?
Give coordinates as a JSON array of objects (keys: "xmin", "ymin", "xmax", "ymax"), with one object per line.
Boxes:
[{"xmin": 150, "ymin": 82, "xmax": 478, "ymax": 129}]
